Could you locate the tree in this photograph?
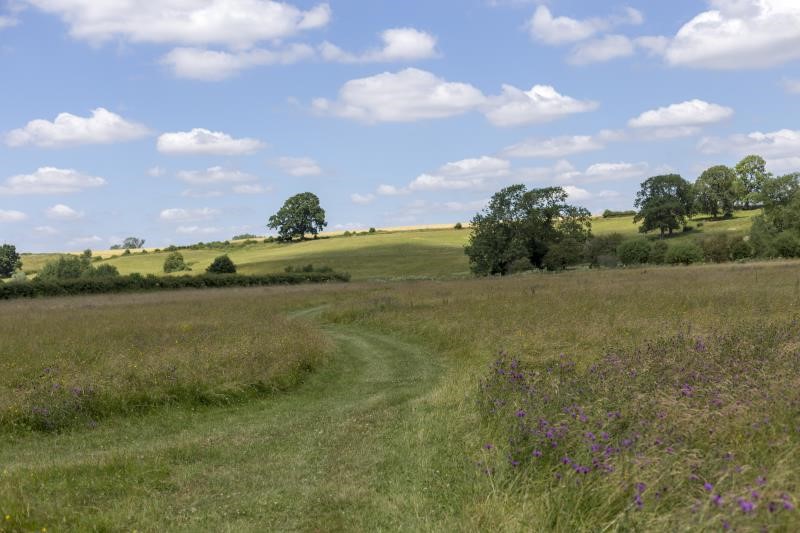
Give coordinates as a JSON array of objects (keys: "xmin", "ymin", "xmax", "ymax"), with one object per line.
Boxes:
[
  {"xmin": 122, "ymin": 237, "xmax": 146, "ymax": 249},
  {"xmin": 694, "ymin": 165, "xmax": 738, "ymax": 219},
  {"xmin": 206, "ymin": 255, "xmax": 237, "ymax": 274},
  {"xmin": 0, "ymin": 244, "xmax": 22, "ymax": 278},
  {"xmin": 163, "ymin": 251, "xmax": 189, "ymax": 273},
  {"xmin": 633, "ymin": 174, "xmax": 694, "ymax": 239},
  {"xmin": 268, "ymin": 193, "xmax": 327, "ymax": 241},
  {"xmin": 38, "ymin": 256, "xmax": 86, "ymax": 280},
  {"xmin": 465, "ymin": 185, "xmax": 592, "ymax": 275},
  {"xmin": 735, "ymin": 155, "xmax": 771, "ymax": 209}
]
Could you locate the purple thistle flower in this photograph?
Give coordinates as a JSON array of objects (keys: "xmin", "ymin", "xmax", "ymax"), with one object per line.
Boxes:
[
  {"xmin": 483, "ymin": 443, "xmax": 494, "ymax": 450},
  {"xmin": 712, "ymin": 494, "xmax": 723, "ymax": 507},
  {"xmin": 722, "ymin": 520, "xmax": 730, "ymax": 531},
  {"xmin": 634, "ymin": 494, "xmax": 643, "ymax": 509},
  {"xmin": 704, "ymin": 482, "xmax": 713, "ymax": 492},
  {"xmin": 532, "ymin": 449, "xmax": 542, "ymax": 458},
  {"xmin": 635, "ymin": 482, "xmax": 646, "ymax": 494},
  {"xmin": 738, "ymin": 498, "xmax": 755, "ymax": 513},
  {"xmin": 515, "ymin": 409, "xmax": 526, "ymax": 418},
  {"xmin": 561, "ymin": 456, "xmax": 572, "ymax": 465},
  {"xmin": 756, "ymin": 476, "xmax": 767, "ymax": 486}
]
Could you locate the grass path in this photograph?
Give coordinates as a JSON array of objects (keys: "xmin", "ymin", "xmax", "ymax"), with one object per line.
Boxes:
[{"xmin": 0, "ymin": 319, "xmax": 456, "ymax": 531}]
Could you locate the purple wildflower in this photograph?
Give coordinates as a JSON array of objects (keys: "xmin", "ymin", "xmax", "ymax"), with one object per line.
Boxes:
[
  {"xmin": 532, "ymin": 449, "xmax": 542, "ymax": 458},
  {"xmin": 483, "ymin": 443, "xmax": 494, "ymax": 450},
  {"xmin": 515, "ymin": 409, "xmax": 526, "ymax": 418},
  {"xmin": 738, "ymin": 498, "xmax": 755, "ymax": 513},
  {"xmin": 704, "ymin": 482, "xmax": 713, "ymax": 492},
  {"xmin": 713, "ymin": 494, "xmax": 723, "ymax": 507}
]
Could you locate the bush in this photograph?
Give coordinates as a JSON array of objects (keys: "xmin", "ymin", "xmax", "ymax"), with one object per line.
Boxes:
[
  {"xmin": 206, "ymin": 255, "xmax": 237, "ymax": 274},
  {"xmin": 601, "ymin": 209, "xmax": 636, "ymax": 218},
  {"xmin": 83, "ymin": 264, "xmax": 120, "ymax": 278},
  {"xmin": 454, "ymin": 222, "xmax": 463, "ymax": 230},
  {"xmin": 617, "ymin": 239, "xmax": 652, "ymax": 266},
  {"xmin": 648, "ymin": 241, "xmax": 669, "ymax": 265},
  {"xmin": 729, "ymin": 237, "xmax": 752, "ymax": 261},
  {"xmin": 10, "ymin": 271, "xmax": 27, "ymax": 283},
  {"xmin": 0, "ymin": 272, "xmax": 351, "ymax": 300},
  {"xmin": 584, "ymin": 233, "xmax": 624, "ymax": 267},
  {"xmin": 773, "ymin": 232, "xmax": 800, "ymax": 258},
  {"xmin": 665, "ymin": 242, "xmax": 704, "ymax": 265},
  {"xmin": 508, "ymin": 257, "xmax": 534, "ymax": 274},
  {"xmin": 700, "ymin": 234, "xmax": 730, "ymax": 263},
  {"xmin": 163, "ymin": 252, "xmax": 190, "ymax": 273},
  {"xmin": 38, "ymin": 256, "xmax": 86, "ymax": 280},
  {"xmin": 369, "ymin": 227, "xmax": 376, "ymax": 233},
  {"xmin": 542, "ymin": 239, "xmax": 584, "ymax": 271}
]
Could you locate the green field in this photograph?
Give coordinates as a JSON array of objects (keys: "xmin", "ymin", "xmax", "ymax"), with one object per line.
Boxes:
[{"xmin": 19, "ymin": 211, "xmax": 761, "ymax": 281}]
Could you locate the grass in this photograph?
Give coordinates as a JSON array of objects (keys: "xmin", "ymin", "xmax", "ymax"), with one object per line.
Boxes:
[
  {"xmin": 17, "ymin": 210, "xmax": 760, "ymax": 281},
  {"xmin": 2, "ymin": 259, "xmax": 800, "ymax": 530}
]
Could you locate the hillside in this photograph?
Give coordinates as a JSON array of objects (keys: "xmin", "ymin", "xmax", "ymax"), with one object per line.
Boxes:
[{"xmin": 19, "ymin": 211, "xmax": 760, "ymax": 281}]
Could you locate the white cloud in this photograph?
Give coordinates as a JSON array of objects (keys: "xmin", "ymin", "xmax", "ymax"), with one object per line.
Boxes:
[
  {"xmin": 0, "ymin": 15, "xmax": 19, "ymax": 29},
  {"xmin": 0, "ymin": 167, "xmax": 106, "ymax": 195},
  {"xmin": 158, "ymin": 128, "xmax": 265, "ymax": 155},
  {"xmin": 698, "ymin": 128, "xmax": 800, "ymax": 158},
  {"xmin": 147, "ymin": 166, "xmax": 166, "ymax": 177},
  {"xmin": 277, "ymin": 156, "xmax": 322, "ymax": 176},
  {"xmin": 409, "ymin": 156, "xmax": 511, "ymax": 191},
  {"xmin": 0, "ymin": 209, "xmax": 27, "ymax": 222},
  {"xmin": 636, "ymin": 35, "xmax": 670, "ymax": 55},
  {"xmin": 312, "ymin": 68, "xmax": 485, "ymax": 123},
  {"xmin": 767, "ymin": 157, "xmax": 800, "ymax": 174},
  {"xmin": 177, "ymin": 166, "xmax": 257, "ymax": 184},
  {"xmin": 68, "ymin": 235, "xmax": 103, "ymax": 246},
  {"xmin": 350, "ymin": 193, "xmax": 375, "ymax": 205},
  {"xmin": 160, "ymin": 207, "xmax": 221, "ymax": 222},
  {"xmin": 181, "ymin": 189, "xmax": 223, "ymax": 198},
  {"xmin": 233, "ymin": 184, "xmax": 269, "ymax": 194},
  {"xmin": 26, "ymin": 0, "xmax": 331, "ymax": 49},
  {"xmin": 582, "ymin": 162, "xmax": 650, "ymax": 183},
  {"xmin": 628, "ymin": 99, "xmax": 734, "ymax": 129},
  {"xmin": 563, "ymin": 185, "xmax": 593, "ymax": 201},
  {"xmin": 320, "ymin": 28, "xmax": 438, "ymax": 63},
  {"xmin": 6, "ymin": 108, "xmax": 150, "ymax": 147},
  {"xmin": 784, "ymin": 79, "xmax": 800, "ymax": 94},
  {"xmin": 502, "ymin": 131, "xmax": 622, "ymax": 159},
  {"xmin": 34, "ymin": 225, "xmax": 59, "ymax": 235},
  {"xmin": 46, "ymin": 203, "xmax": 84, "ymax": 220},
  {"xmin": 663, "ymin": 0, "xmax": 800, "ymax": 69},
  {"xmin": 568, "ymin": 35, "xmax": 635, "ymax": 65},
  {"xmin": 376, "ymin": 184, "xmax": 409, "ymax": 196},
  {"xmin": 484, "ymin": 84, "xmax": 598, "ymax": 127},
  {"xmin": 528, "ymin": 5, "xmax": 643, "ymax": 45},
  {"xmin": 176, "ymin": 225, "xmax": 222, "ymax": 235},
  {"xmin": 161, "ymin": 44, "xmax": 314, "ymax": 81}
]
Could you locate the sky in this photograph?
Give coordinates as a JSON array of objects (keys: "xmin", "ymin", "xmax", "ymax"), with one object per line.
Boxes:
[{"xmin": 1, "ymin": 0, "xmax": 799, "ymax": 252}]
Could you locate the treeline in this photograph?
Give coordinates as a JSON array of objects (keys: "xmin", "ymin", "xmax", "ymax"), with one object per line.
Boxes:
[
  {"xmin": 465, "ymin": 154, "xmax": 800, "ymax": 275},
  {"xmin": 0, "ymin": 272, "xmax": 350, "ymax": 300}
]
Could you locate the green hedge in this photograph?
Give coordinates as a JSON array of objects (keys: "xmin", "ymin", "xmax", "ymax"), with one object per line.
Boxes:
[{"xmin": 0, "ymin": 272, "xmax": 350, "ymax": 300}]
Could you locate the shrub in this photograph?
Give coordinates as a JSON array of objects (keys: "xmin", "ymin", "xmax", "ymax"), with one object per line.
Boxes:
[
  {"xmin": 729, "ymin": 237, "xmax": 753, "ymax": 261},
  {"xmin": 700, "ymin": 234, "xmax": 731, "ymax": 263},
  {"xmin": 206, "ymin": 255, "xmax": 237, "ymax": 274},
  {"xmin": 10, "ymin": 271, "xmax": 27, "ymax": 283},
  {"xmin": 369, "ymin": 227, "xmax": 376, "ymax": 233},
  {"xmin": 648, "ymin": 241, "xmax": 669, "ymax": 265},
  {"xmin": 543, "ymin": 239, "xmax": 584, "ymax": 271},
  {"xmin": 454, "ymin": 222, "xmax": 463, "ymax": 230},
  {"xmin": 0, "ymin": 244, "xmax": 22, "ymax": 278},
  {"xmin": 508, "ymin": 257, "xmax": 534, "ymax": 274},
  {"xmin": 163, "ymin": 252, "xmax": 190, "ymax": 273},
  {"xmin": 773, "ymin": 232, "xmax": 800, "ymax": 258},
  {"xmin": 617, "ymin": 239, "xmax": 652, "ymax": 266},
  {"xmin": 83, "ymin": 264, "xmax": 120, "ymax": 278},
  {"xmin": 601, "ymin": 209, "xmax": 636, "ymax": 218},
  {"xmin": 584, "ymin": 233, "xmax": 624, "ymax": 267},
  {"xmin": 683, "ymin": 225, "xmax": 694, "ymax": 233},
  {"xmin": 122, "ymin": 249, "xmax": 131, "ymax": 256},
  {"xmin": 666, "ymin": 242, "xmax": 704, "ymax": 265},
  {"xmin": 38, "ymin": 256, "xmax": 86, "ymax": 280}
]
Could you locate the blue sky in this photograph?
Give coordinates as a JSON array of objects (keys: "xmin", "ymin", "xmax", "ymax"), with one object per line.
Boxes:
[{"xmin": 1, "ymin": 0, "xmax": 799, "ymax": 251}]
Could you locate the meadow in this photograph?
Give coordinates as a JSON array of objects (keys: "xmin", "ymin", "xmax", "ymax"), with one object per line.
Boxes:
[
  {"xmin": 1, "ymin": 254, "xmax": 798, "ymax": 531},
  {"xmin": 17, "ymin": 211, "xmax": 759, "ymax": 281}
]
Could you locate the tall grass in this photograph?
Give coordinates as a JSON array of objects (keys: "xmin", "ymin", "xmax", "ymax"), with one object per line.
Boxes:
[{"xmin": 0, "ymin": 289, "xmax": 332, "ymax": 431}]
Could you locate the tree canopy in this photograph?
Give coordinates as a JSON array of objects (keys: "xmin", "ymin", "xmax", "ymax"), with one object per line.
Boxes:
[
  {"xmin": 735, "ymin": 155, "xmax": 771, "ymax": 209},
  {"xmin": 268, "ymin": 192, "xmax": 327, "ymax": 241},
  {"xmin": 0, "ymin": 244, "xmax": 22, "ymax": 278},
  {"xmin": 465, "ymin": 185, "xmax": 591, "ymax": 275},
  {"xmin": 633, "ymin": 174, "xmax": 694, "ymax": 239},
  {"xmin": 694, "ymin": 165, "xmax": 738, "ymax": 219}
]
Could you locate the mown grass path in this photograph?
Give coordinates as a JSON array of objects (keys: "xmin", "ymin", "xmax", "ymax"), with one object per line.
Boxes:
[{"xmin": 0, "ymin": 316, "xmax": 451, "ymax": 531}]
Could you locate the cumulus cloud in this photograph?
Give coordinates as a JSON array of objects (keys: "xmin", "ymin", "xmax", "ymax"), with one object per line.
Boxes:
[
  {"xmin": 312, "ymin": 68, "xmax": 485, "ymax": 123},
  {"xmin": 662, "ymin": 0, "xmax": 800, "ymax": 69},
  {"xmin": 582, "ymin": 162, "xmax": 650, "ymax": 183},
  {"xmin": 181, "ymin": 189, "xmax": 224, "ymax": 198},
  {"xmin": 502, "ymin": 131, "xmax": 623, "ymax": 159},
  {"xmin": 161, "ymin": 44, "xmax": 314, "ymax": 81},
  {"xmin": 0, "ymin": 15, "xmax": 19, "ymax": 29},
  {"xmin": 320, "ymin": 28, "xmax": 438, "ymax": 63},
  {"xmin": 483, "ymin": 84, "xmax": 598, "ymax": 127},
  {"xmin": 277, "ymin": 157, "xmax": 323, "ymax": 177},
  {"xmin": 350, "ymin": 193, "xmax": 375, "ymax": 205},
  {"xmin": 528, "ymin": 5, "xmax": 643, "ymax": 45},
  {"xmin": 68, "ymin": 235, "xmax": 103, "ymax": 246},
  {"xmin": 409, "ymin": 156, "xmax": 511, "ymax": 191},
  {"xmin": 376, "ymin": 184, "xmax": 409, "ymax": 196},
  {"xmin": 159, "ymin": 207, "xmax": 221, "ymax": 222},
  {"xmin": 0, "ymin": 167, "xmax": 106, "ymax": 195},
  {"xmin": 26, "ymin": 0, "xmax": 331, "ymax": 49},
  {"xmin": 784, "ymin": 79, "xmax": 800, "ymax": 94},
  {"xmin": 233, "ymin": 184, "xmax": 269, "ymax": 194},
  {"xmin": 158, "ymin": 128, "xmax": 265, "ymax": 155},
  {"xmin": 46, "ymin": 204, "xmax": 84, "ymax": 220},
  {"xmin": 176, "ymin": 225, "xmax": 223, "ymax": 235},
  {"xmin": 34, "ymin": 225, "xmax": 59, "ymax": 235},
  {"xmin": 0, "ymin": 209, "xmax": 27, "ymax": 222},
  {"xmin": 177, "ymin": 166, "xmax": 258, "ymax": 185},
  {"xmin": 628, "ymin": 99, "xmax": 734, "ymax": 136},
  {"xmin": 698, "ymin": 129, "xmax": 800, "ymax": 159},
  {"xmin": 6, "ymin": 108, "xmax": 150, "ymax": 148},
  {"xmin": 568, "ymin": 35, "xmax": 635, "ymax": 65}
]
